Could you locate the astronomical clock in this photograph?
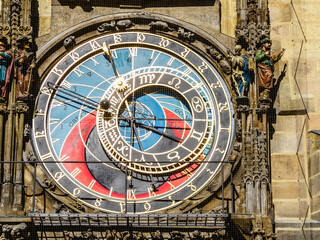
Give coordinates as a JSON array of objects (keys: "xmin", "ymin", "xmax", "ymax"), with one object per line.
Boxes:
[{"xmin": 30, "ymin": 13, "xmax": 236, "ymax": 214}]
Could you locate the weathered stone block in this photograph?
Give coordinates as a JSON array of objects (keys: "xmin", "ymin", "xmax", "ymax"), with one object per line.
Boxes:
[
  {"xmin": 273, "ymin": 115, "xmax": 305, "ymax": 132},
  {"xmin": 271, "ymin": 154, "xmax": 303, "ymax": 180},
  {"xmin": 274, "ymin": 199, "xmax": 309, "ymax": 218},
  {"xmin": 269, "ymin": 3, "xmax": 292, "ymax": 22},
  {"xmin": 278, "ymin": 79, "xmax": 315, "ymax": 113},
  {"xmin": 276, "ymin": 229, "xmax": 320, "ymax": 240},
  {"xmin": 308, "ymin": 150, "xmax": 320, "ymax": 177},
  {"xmin": 311, "ymin": 193, "xmax": 320, "ymax": 219},
  {"xmin": 271, "ymin": 132, "xmax": 304, "ymax": 153},
  {"xmin": 270, "ymin": 23, "xmax": 291, "ymax": 38},
  {"xmin": 272, "ymin": 181, "xmax": 308, "ymax": 199},
  {"xmin": 310, "ymin": 173, "xmax": 320, "ymax": 196}
]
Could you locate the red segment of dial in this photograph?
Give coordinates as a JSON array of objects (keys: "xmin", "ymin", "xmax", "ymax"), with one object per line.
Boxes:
[
  {"xmin": 59, "ymin": 111, "xmax": 200, "ymax": 200},
  {"xmin": 163, "ymin": 108, "xmax": 191, "ymax": 141},
  {"xmin": 60, "ymin": 112, "xmax": 112, "ymax": 196}
]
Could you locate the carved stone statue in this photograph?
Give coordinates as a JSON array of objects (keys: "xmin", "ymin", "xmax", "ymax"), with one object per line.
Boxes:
[
  {"xmin": 230, "ymin": 45, "xmax": 251, "ymax": 97},
  {"xmin": 0, "ymin": 41, "xmax": 13, "ymax": 101},
  {"xmin": 256, "ymin": 38, "xmax": 285, "ymax": 100},
  {"xmin": 15, "ymin": 41, "xmax": 36, "ymax": 101}
]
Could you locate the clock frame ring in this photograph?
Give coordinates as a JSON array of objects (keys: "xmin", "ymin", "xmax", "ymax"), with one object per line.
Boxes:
[{"xmin": 28, "ymin": 12, "xmax": 238, "ymax": 214}]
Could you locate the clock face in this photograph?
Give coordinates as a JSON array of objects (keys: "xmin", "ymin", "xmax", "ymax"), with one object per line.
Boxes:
[{"xmin": 32, "ymin": 32, "xmax": 234, "ymax": 213}]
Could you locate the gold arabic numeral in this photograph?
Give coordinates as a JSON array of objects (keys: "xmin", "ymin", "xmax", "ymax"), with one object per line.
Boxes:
[
  {"xmin": 220, "ymin": 127, "xmax": 230, "ymax": 132},
  {"xmin": 187, "ymin": 183, "xmax": 197, "ymax": 192},
  {"xmin": 52, "ymin": 67, "xmax": 63, "ymax": 76},
  {"xmin": 159, "ymin": 38, "xmax": 169, "ymax": 48},
  {"xmin": 40, "ymin": 87, "xmax": 52, "ymax": 96},
  {"xmin": 127, "ymin": 189, "xmax": 136, "ymax": 200},
  {"xmin": 168, "ymin": 77, "xmax": 181, "ymax": 89},
  {"xmin": 198, "ymin": 62, "xmax": 208, "ymax": 73},
  {"xmin": 89, "ymin": 40, "xmax": 102, "ymax": 50},
  {"xmin": 114, "ymin": 34, "xmax": 122, "ymax": 43},
  {"xmin": 35, "ymin": 108, "xmax": 45, "ymax": 116},
  {"xmin": 88, "ymin": 180, "xmax": 96, "ymax": 189},
  {"xmin": 210, "ymin": 82, "xmax": 221, "ymax": 89},
  {"xmin": 148, "ymin": 187, "xmax": 157, "ymax": 197},
  {"xmin": 206, "ymin": 168, "xmax": 215, "ymax": 175},
  {"xmin": 137, "ymin": 32, "xmax": 146, "ymax": 42},
  {"xmin": 215, "ymin": 148, "xmax": 225, "ymax": 154},
  {"xmin": 54, "ymin": 171, "xmax": 65, "ymax": 182},
  {"xmin": 190, "ymin": 130, "xmax": 203, "ymax": 142},
  {"xmin": 181, "ymin": 48, "xmax": 190, "ymax": 58},
  {"xmin": 218, "ymin": 102, "xmax": 229, "ymax": 112},
  {"xmin": 167, "ymin": 151, "xmax": 180, "ymax": 162},
  {"xmin": 69, "ymin": 51, "xmax": 80, "ymax": 62},
  {"xmin": 73, "ymin": 187, "xmax": 81, "ymax": 196},
  {"xmin": 95, "ymin": 198, "xmax": 102, "ymax": 207},
  {"xmin": 191, "ymin": 96, "xmax": 204, "ymax": 113},
  {"xmin": 144, "ymin": 202, "xmax": 151, "ymax": 212},
  {"xmin": 35, "ymin": 131, "xmax": 45, "ymax": 138},
  {"xmin": 139, "ymin": 74, "xmax": 156, "ymax": 84},
  {"xmin": 74, "ymin": 66, "xmax": 85, "ymax": 77},
  {"xmin": 168, "ymin": 196, "xmax": 175, "ymax": 205},
  {"xmin": 70, "ymin": 168, "xmax": 81, "ymax": 178}
]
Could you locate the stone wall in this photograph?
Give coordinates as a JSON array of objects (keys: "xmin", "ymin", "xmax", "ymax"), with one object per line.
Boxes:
[
  {"xmin": 34, "ymin": 0, "xmax": 320, "ymax": 238},
  {"xmin": 269, "ymin": 0, "xmax": 320, "ymax": 239},
  {"xmin": 36, "ymin": 0, "xmax": 231, "ymax": 50}
]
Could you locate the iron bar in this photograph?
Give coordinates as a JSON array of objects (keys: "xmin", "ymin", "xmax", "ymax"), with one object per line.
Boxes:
[
  {"xmin": 296, "ymin": 117, "xmax": 312, "ymax": 199},
  {"xmin": 0, "ymin": 160, "xmax": 235, "ymax": 163},
  {"xmin": 32, "ymin": 161, "xmax": 37, "ymax": 213},
  {"xmin": 302, "ymin": 205, "xmax": 309, "ymax": 240},
  {"xmin": 290, "ymin": 0, "xmax": 307, "ymax": 42},
  {"xmin": 293, "ymin": 40, "xmax": 309, "ymax": 119},
  {"xmin": 221, "ymin": 164, "xmax": 224, "ymax": 214}
]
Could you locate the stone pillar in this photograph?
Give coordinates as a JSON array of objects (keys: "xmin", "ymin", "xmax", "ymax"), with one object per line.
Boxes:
[{"xmin": 13, "ymin": 102, "xmax": 29, "ymax": 213}]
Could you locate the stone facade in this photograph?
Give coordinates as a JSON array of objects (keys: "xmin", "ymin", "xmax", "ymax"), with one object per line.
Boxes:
[
  {"xmin": 0, "ymin": 0, "xmax": 319, "ymax": 239},
  {"xmin": 268, "ymin": 0, "xmax": 320, "ymax": 239}
]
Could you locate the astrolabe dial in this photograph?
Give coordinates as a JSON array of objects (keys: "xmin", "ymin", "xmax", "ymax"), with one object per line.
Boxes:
[
  {"xmin": 97, "ymin": 70, "xmax": 212, "ymax": 174},
  {"xmin": 32, "ymin": 32, "xmax": 234, "ymax": 213}
]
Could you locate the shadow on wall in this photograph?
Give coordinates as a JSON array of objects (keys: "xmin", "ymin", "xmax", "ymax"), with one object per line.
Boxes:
[{"xmin": 57, "ymin": 0, "xmax": 217, "ymax": 11}]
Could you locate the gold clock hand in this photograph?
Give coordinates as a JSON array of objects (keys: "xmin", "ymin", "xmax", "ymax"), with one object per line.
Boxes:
[
  {"xmin": 121, "ymin": 116, "xmax": 183, "ymax": 142},
  {"xmin": 102, "ymin": 42, "xmax": 119, "ymax": 78},
  {"xmin": 125, "ymin": 100, "xmax": 144, "ymax": 151},
  {"xmin": 48, "ymin": 82, "xmax": 100, "ymax": 108}
]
